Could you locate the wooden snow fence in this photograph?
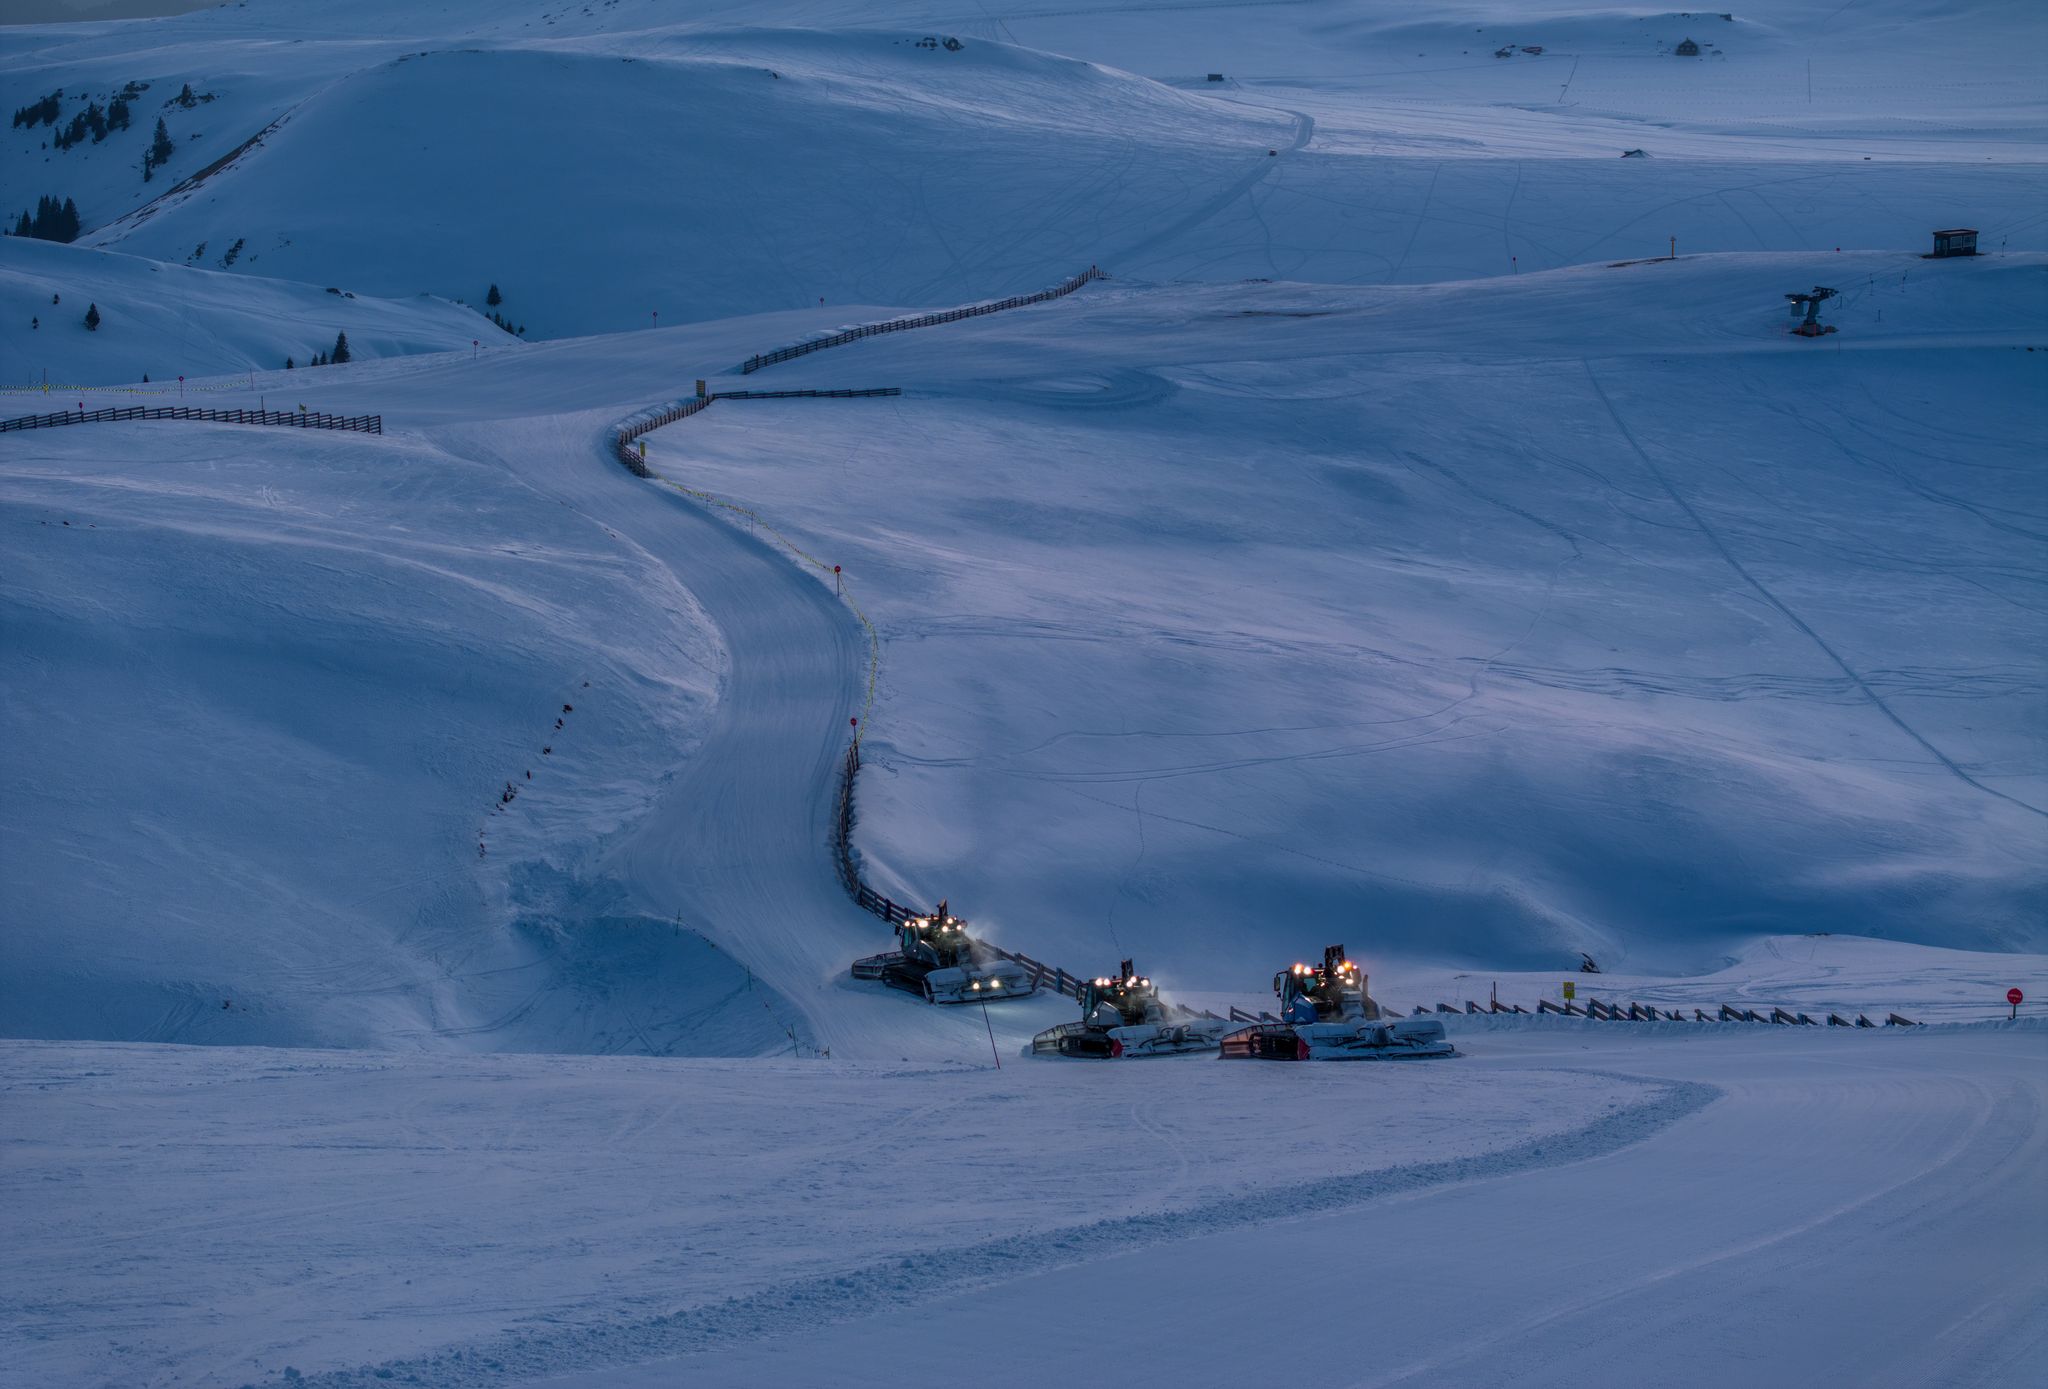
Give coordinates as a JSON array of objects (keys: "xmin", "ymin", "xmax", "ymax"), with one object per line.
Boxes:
[
  {"xmin": 0, "ymin": 404, "xmax": 381, "ymax": 434},
  {"xmin": 1496, "ymin": 997, "xmax": 1907, "ymax": 1027},
  {"xmin": 739, "ymin": 267, "xmax": 1106, "ymax": 375}
]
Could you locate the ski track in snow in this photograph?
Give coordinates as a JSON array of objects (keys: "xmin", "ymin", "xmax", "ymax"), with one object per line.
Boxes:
[
  {"xmin": 541, "ymin": 1031, "xmax": 2048, "ymax": 1389},
  {"xmin": 288, "ymin": 1072, "xmax": 1715, "ymax": 1389},
  {"xmin": 1581, "ymin": 359, "xmax": 2047, "ymax": 821}
]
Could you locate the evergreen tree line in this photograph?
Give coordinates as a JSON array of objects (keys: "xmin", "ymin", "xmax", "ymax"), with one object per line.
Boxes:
[
  {"xmin": 286, "ymin": 332, "xmax": 352, "ymax": 370},
  {"xmin": 12, "ymin": 90, "xmax": 62, "ymax": 129},
  {"xmin": 50, "ymin": 96, "xmax": 131, "ymax": 151},
  {"xmin": 11, "ymin": 195, "xmax": 82, "ymax": 243}
]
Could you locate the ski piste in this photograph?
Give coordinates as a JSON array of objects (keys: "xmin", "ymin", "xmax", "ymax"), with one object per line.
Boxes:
[
  {"xmin": 848, "ymin": 902, "xmax": 1038, "ymax": 1005},
  {"xmin": 1221, "ymin": 945, "xmax": 1457, "ymax": 1061},
  {"xmin": 1029, "ymin": 959, "xmax": 1230, "ymax": 1058}
]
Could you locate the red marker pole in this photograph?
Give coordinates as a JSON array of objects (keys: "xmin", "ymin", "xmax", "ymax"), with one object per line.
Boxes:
[
  {"xmin": 2009, "ymin": 987, "xmax": 2024, "ymax": 1020},
  {"xmin": 472, "ymin": 338, "xmax": 479, "ymax": 361},
  {"xmin": 833, "ymin": 563, "xmax": 842, "ymax": 596},
  {"xmin": 178, "ymin": 374, "xmax": 185, "ymax": 399}
]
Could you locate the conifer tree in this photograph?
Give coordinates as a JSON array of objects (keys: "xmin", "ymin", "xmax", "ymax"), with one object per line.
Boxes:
[
  {"xmin": 486, "ymin": 284, "xmax": 502, "ymax": 307},
  {"xmin": 145, "ymin": 117, "xmax": 173, "ymax": 178},
  {"xmin": 83, "ymin": 302, "xmax": 100, "ymax": 331},
  {"xmin": 330, "ymin": 331, "xmax": 351, "ymax": 364},
  {"xmin": 285, "ymin": 356, "xmax": 295, "ymax": 370}
]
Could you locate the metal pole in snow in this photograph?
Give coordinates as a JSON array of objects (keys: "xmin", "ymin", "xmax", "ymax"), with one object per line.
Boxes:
[{"xmin": 982, "ymin": 999, "xmax": 1001, "ymax": 1069}]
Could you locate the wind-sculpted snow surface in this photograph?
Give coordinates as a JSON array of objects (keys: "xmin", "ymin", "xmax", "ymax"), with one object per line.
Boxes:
[
  {"xmin": 0, "ymin": 423, "xmax": 794, "ymax": 1053},
  {"xmin": 0, "ymin": 1039, "xmax": 1683, "ymax": 1388}
]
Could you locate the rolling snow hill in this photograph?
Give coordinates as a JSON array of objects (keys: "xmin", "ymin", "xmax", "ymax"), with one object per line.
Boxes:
[
  {"xmin": 5, "ymin": 250, "xmax": 2041, "ymax": 1059},
  {"xmin": 645, "ymin": 251, "xmax": 2048, "ymax": 984},
  {"xmin": 0, "ymin": 234, "xmax": 502, "ymax": 385},
  {"xmin": 2, "ymin": 0, "xmax": 2039, "ymax": 372},
  {"xmin": 0, "ymin": 415, "xmax": 808, "ymax": 1054},
  {"xmin": 2, "ymin": 3, "xmax": 2045, "ymax": 1388}
]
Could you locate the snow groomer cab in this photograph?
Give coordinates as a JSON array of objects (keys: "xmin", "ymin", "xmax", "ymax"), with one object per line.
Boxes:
[
  {"xmin": 1030, "ymin": 959, "xmax": 1228, "ymax": 1058},
  {"xmin": 849, "ymin": 901, "xmax": 1037, "ymax": 1004},
  {"xmin": 1220, "ymin": 944, "xmax": 1455, "ymax": 1061}
]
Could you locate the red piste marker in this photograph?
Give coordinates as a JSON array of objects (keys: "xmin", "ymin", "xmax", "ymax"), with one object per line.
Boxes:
[{"xmin": 2009, "ymin": 987, "xmax": 2024, "ymax": 1019}]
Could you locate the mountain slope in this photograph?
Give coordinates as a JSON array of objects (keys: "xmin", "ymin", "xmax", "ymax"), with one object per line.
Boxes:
[{"xmin": 0, "ymin": 235, "xmax": 502, "ymax": 386}]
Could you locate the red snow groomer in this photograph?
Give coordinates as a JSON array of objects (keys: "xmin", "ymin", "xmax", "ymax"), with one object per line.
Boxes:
[
  {"xmin": 1220, "ymin": 944, "xmax": 1455, "ymax": 1061},
  {"xmin": 849, "ymin": 901, "xmax": 1037, "ymax": 1005},
  {"xmin": 1029, "ymin": 959, "xmax": 1228, "ymax": 1058}
]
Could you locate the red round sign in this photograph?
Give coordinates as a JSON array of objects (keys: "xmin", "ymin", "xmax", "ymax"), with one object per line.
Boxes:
[{"xmin": 2009, "ymin": 988, "xmax": 2024, "ymax": 1006}]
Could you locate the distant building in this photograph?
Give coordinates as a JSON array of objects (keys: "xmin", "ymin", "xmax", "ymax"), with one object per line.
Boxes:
[
  {"xmin": 1207, "ymin": 73, "xmax": 1225, "ymax": 82},
  {"xmin": 1928, "ymin": 228, "xmax": 1979, "ymax": 258},
  {"xmin": 1676, "ymin": 38, "xmax": 1700, "ymax": 56}
]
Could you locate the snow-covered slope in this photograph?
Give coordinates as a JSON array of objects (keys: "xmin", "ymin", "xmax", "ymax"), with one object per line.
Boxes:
[
  {"xmin": 3, "ymin": 0, "xmax": 2038, "ymax": 360},
  {"xmin": 90, "ymin": 31, "xmax": 1288, "ymax": 339},
  {"xmin": 7, "ymin": 1026, "xmax": 2041, "ymax": 1388},
  {"xmin": 0, "ymin": 235, "xmax": 503, "ymax": 385},
  {"xmin": 647, "ymin": 252, "xmax": 2048, "ymax": 981},
  {"xmin": 6, "ymin": 250, "xmax": 2038, "ymax": 1061},
  {"xmin": 2, "ymin": 3, "xmax": 2044, "ymax": 1386},
  {"xmin": 0, "ymin": 417, "xmax": 817, "ymax": 1054}
]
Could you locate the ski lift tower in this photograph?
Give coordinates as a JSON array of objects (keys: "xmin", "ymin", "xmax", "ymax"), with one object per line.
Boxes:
[{"xmin": 1786, "ymin": 285, "xmax": 1839, "ymax": 338}]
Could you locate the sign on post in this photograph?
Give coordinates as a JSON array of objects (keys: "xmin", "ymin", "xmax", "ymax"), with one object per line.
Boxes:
[
  {"xmin": 1562, "ymin": 981, "xmax": 1575, "ymax": 1002},
  {"xmin": 2009, "ymin": 987, "xmax": 2024, "ymax": 1020}
]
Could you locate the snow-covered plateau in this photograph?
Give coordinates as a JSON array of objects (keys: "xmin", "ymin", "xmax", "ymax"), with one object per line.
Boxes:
[{"xmin": 1, "ymin": 0, "xmax": 2043, "ymax": 1385}]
